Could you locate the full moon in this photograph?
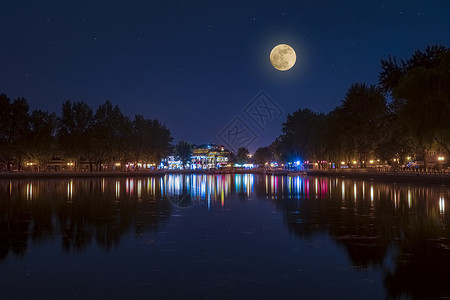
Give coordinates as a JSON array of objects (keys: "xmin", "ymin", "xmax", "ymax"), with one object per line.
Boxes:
[{"xmin": 270, "ymin": 44, "xmax": 296, "ymax": 71}]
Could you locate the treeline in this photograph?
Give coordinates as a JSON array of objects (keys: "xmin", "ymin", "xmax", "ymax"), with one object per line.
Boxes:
[
  {"xmin": 256, "ymin": 45, "xmax": 450, "ymax": 168},
  {"xmin": 0, "ymin": 97, "xmax": 172, "ymax": 171}
]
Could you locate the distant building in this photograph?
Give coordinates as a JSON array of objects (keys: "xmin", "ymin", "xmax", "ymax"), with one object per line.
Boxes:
[
  {"xmin": 161, "ymin": 155, "xmax": 184, "ymax": 170},
  {"xmin": 191, "ymin": 144, "xmax": 230, "ymax": 169}
]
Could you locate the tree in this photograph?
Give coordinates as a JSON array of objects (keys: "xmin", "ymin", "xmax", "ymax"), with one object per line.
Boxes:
[
  {"xmin": 92, "ymin": 101, "xmax": 131, "ymax": 170},
  {"xmin": 175, "ymin": 141, "xmax": 193, "ymax": 167},
  {"xmin": 26, "ymin": 110, "xmax": 57, "ymax": 170},
  {"xmin": 131, "ymin": 115, "xmax": 172, "ymax": 164},
  {"xmin": 0, "ymin": 93, "xmax": 12, "ymax": 169},
  {"xmin": 333, "ymin": 83, "xmax": 387, "ymax": 167},
  {"xmin": 253, "ymin": 147, "xmax": 272, "ymax": 165},
  {"xmin": 236, "ymin": 147, "xmax": 249, "ymax": 164},
  {"xmin": 57, "ymin": 101, "xmax": 94, "ymax": 170},
  {"xmin": 379, "ymin": 45, "xmax": 450, "ymax": 163},
  {"xmin": 380, "ymin": 45, "xmax": 447, "ymax": 96},
  {"xmin": 0, "ymin": 94, "xmax": 30, "ymax": 171},
  {"xmin": 277, "ymin": 108, "xmax": 327, "ymax": 162}
]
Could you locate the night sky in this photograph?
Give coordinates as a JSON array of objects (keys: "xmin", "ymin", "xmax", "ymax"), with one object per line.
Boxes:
[{"xmin": 1, "ymin": 0, "xmax": 449, "ymax": 152}]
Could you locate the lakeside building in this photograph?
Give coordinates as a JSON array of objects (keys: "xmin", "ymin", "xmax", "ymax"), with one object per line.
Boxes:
[
  {"xmin": 161, "ymin": 156, "xmax": 184, "ymax": 170},
  {"xmin": 159, "ymin": 145, "xmax": 231, "ymax": 170},
  {"xmin": 191, "ymin": 145, "xmax": 230, "ymax": 169}
]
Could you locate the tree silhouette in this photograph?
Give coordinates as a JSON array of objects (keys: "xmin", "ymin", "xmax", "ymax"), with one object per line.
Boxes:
[
  {"xmin": 380, "ymin": 45, "xmax": 450, "ymax": 165},
  {"xmin": 92, "ymin": 100, "xmax": 131, "ymax": 170},
  {"xmin": 175, "ymin": 140, "xmax": 193, "ymax": 167},
  {"xmin": 57, "ymin": 101, "xmax": 94, "ymax": 170},
  {"xmin": 253, "ymin": 147, "xmax": 273, "ymax": 165},
  {"xmin": 26, "ymin": 109, "xmax": 57, "ymax": 170},
  {"xmin": 333, "ymin": 83, "xmax": 387, "ymax": 167},
  {"xmin": 0, "ymin": 95, "xmax": 30, "ymax": 171},
  {"xmin": 236, "ymin": 147, "xmax": 249, "ymax": 164},
  {"xmin": 277, "ymin": 108, "xmax": 327, "ymax": 162}
]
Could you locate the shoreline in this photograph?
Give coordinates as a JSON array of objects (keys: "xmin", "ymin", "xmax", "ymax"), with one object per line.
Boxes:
[{"xmin": 1, "ymin": 169, "xmax": 449, "ymax": 185}]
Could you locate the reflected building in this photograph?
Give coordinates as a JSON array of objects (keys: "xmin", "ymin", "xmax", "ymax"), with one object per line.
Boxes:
[{"xmin": 164, "ymin": 174, "xmax": 234, "ymax": 208}]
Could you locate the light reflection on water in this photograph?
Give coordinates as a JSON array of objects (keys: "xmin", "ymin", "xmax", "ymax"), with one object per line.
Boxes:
[
  {"xmin": 2, "ymin": 174, "xmax": 448, "ymax": 216},
  {"xmin": 0, "ymin": 174, "xmax": 450, "ymax": 299},
  {"xmin": 7, "ymin": 173, "xmax": 444, "ymax": 217}
]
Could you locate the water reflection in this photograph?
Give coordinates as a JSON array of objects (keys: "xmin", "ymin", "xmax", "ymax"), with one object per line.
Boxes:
[
  {"xmin": 165, "ymin": 174, "xmax": 238, "ymax": 208},
  {"xmin": 1, "ymin": 174, "xmax": 450, "ymax": 298},
  {"xmin": 0, "ymin": 177, "xmax": 172, "ymax": 259},
  {"xmin": 270, "ymin": 177, "xmax": 450, "ymax": 299}
]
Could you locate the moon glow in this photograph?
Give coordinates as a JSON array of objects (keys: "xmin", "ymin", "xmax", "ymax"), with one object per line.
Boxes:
[{"xmin": 270, "ymin": 44, "xmax": 296, "ymax": 71}]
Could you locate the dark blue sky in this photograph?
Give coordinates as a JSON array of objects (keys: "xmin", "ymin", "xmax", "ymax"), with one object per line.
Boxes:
[{"xmin": 1, "ymin": 0, "xmax": 449, "ymax": 152}]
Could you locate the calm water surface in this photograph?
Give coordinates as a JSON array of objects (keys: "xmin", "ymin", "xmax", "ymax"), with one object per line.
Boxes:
[{"xmin": 1, "ymin": 174, "xmax": 450, "ymax": 299}]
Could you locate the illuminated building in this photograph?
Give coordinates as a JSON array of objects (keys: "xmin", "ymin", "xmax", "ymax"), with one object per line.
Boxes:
[
  {"xmin": 161, "ymin": 156, "xmax": 184, "ymax": 169},
  {"xmin": 191, "ymin": 144, "xmax": 230, "ymax": 169}
]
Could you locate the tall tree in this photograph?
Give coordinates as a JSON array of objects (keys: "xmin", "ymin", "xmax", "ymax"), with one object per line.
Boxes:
[
  {"xmin": 26, "ymin": 110, "xmax": 57, "ymax": 170},
  {"xmin": 253, "ymin": 147, "xmax": 273, "ymax": 165},
  {"xmin": 57, "ymin": 101, "xmax": 94, "ymax": 170},
  {"xmin": 175, "ymin": 141, "xmax": 193, "ymax": 167},
  {"xmin": 92, "ymin": 101, "xmax": 131, "ymax": 170},
  {"xmin": 131, "ymin": 115, "xmax": 172, "ymax": 164},
  {"xmin": 333, "ymin": 83, "xmax": 387, "ymax": 166},
  {"xmin": 379, "ymin": 45, "xmax": 450, "ymax": 163},
  {"xmin": 0, "ymin": 95, "xmax": 30, "ymax": 171},
  {"xmin": 278, "ymin": 108, "xmax": 327, "ymax": 162},
  {"xmin": 236, "ymin": 147, "xmax": 249, "ymax": 164}
]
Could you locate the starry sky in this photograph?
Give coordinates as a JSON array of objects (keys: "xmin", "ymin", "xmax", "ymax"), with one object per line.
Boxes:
[{"xmin": 1, "ymin": 0, "xmax": 449, "ymax": 152}]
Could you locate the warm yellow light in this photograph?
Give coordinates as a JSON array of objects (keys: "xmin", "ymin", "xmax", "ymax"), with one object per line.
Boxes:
[
  {"xmin": 393, "ymin": 158, "xmax": 396, "ymax": 162},
  {"xmin": 115, "ymin": 162, "xmax": 121, "ymax": 166},
  {"xmin": 270, "ymin": 44, "xmax": 296, "ymax": 71},
  {"xmin": 314, "ymin": 162, "xmax": 318, "ymax": 166},
  {"xmin": 438, "ymin": 156, "xmax": 445, "ymax": 161},
  {"xmin": 407, "ymin": 156, "xmax": 411, "ymax": 161},
  {"xmin": 369, "ymin": 160, "xmax": 374, "ymax": 164},
  {"xmin": 352, "ymin": 161, "xmax": 357, "ymax": 164},
  {"xmin": 341, "ymin": 161, "xmax": 345, "ymax": 165}
]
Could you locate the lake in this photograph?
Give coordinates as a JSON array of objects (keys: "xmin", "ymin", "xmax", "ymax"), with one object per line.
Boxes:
[{"xmin": 1, "ymin": 174, "xmax": 449, "ymax": 299}]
